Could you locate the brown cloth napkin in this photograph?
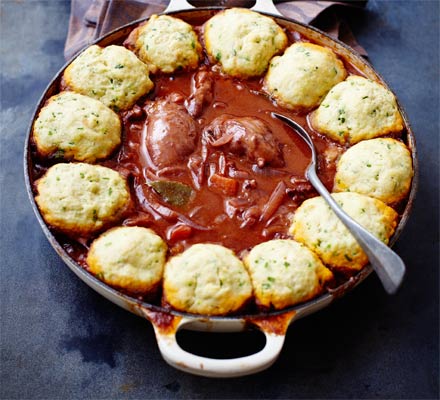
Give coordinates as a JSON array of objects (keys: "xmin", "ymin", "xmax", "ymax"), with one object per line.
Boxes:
[{"xmin": 64, "ymin": 0, "xmax": 367, "ymax": 60}]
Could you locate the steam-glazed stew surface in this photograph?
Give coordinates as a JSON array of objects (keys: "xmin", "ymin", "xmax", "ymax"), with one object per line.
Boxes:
[{"xmin": 29, "ymin": 9, "xmax": 412, "ymax": 313}]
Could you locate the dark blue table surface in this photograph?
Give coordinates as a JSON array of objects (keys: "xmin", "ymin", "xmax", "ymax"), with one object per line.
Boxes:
[{"xmin": 1, "ymin": 1, "xmax": 438, "ymax": 398}]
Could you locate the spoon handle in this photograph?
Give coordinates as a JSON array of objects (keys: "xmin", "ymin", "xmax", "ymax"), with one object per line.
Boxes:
[{"xmin": 307, "ymin": 167, "xmax": 405, "ymax": 294}]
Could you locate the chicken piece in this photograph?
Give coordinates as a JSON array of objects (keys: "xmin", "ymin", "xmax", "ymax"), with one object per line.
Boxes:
[
  {"xmin": 145, "ymin": 95, "xmax": 198, "ymax": 168},
  {"xmin": 203, "ymin": 115, "xmax": 284, "ymax": 167}
]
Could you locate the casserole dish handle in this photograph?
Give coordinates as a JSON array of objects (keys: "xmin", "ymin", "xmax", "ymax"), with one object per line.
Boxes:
[
  {"xmin": 165, "ymin": 0, "xmax": 282, "ymax": 15},
  {"xmin": 147, "ymin": 314, "xmax": 295, "ymax": 378}
]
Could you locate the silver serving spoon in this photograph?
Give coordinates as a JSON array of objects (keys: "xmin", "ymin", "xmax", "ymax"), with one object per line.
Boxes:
[{"xmin": 273, "ymin": 112, "xmax": 405, "ymax": 294}]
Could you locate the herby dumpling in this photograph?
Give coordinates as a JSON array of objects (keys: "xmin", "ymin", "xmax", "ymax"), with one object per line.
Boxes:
[
  {"xmin": 163, "ymin": 244, "xmax": 252, "ymax": 315},
  {"xmin": 290, "ymin": 192, "xmax": 398, "ymax": 273},
  {"xmin": 87, "ymin": 226, "xmax": 167, "ymax": 295},
  {"xmin": 204, "ymin": 8, "xmax": 287, "ymax": 78},
  {"xmin": 64, "ymin": 45, "xmax": 153, "ymax": 111},
  {"xmin": 244, "ymin": 239, "xmax": 333, "ymax": 309},
  {"xmin": 33, "ymin": 92, "xmax": 121, "ymax": 162},
  {"xmin": 310, "ymin": 76, "xmax": 403, "ymax": 144},
  {"xmin": 35, "ymin": 163, "xmax": 130, "ymax": 235},
  {"xmin": 264, "ymin": 42, "xmax": 346, "ymax": 109},
  {"xmin": 127, "ymin": 15, "xmax": 202, "ymax": 74},
  {"xmin": 334, "ymin": 138, "xmax": 413, "ymax": 204}
]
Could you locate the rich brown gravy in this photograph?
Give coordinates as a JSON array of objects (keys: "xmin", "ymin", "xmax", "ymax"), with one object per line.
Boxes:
[
  {"xmin": 117, "ymin": 70, "xmax": 328, "ymax": 256},
  {"xmin": 30, "ymin": 18, "xmax": 362, "ymax": 288}
]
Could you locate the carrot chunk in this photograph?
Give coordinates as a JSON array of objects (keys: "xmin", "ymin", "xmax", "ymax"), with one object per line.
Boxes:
[{"xmin": 208, "ymin": 173, "xmax": 238, "ymax": 196}]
